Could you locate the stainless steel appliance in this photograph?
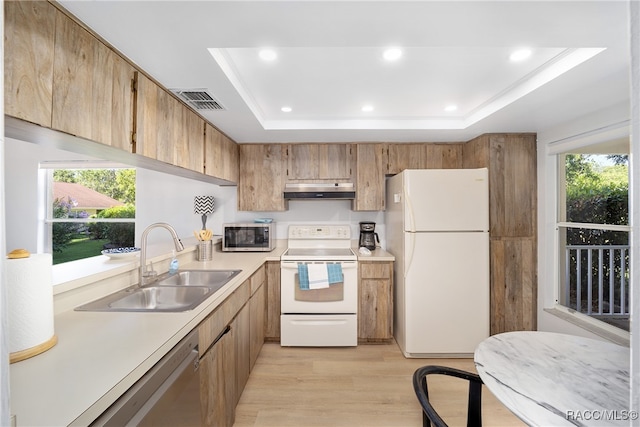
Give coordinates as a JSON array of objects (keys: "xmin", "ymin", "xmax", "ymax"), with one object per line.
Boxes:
[
  {"xmin": 385, "ymin": 168, "xmax": 490, "ymax": 357},
  {"xmin": 222, "ymin": 222, "xmax": 275, "ymax": 252},
  {"xmin": 283, "ymin": 182, "xmax": 355, "ymax": 199},
  {"xmin": 280, "ymin": 224, "xmax": 358, "ymax": 347},
  {"xmin": 358, "ymin": 221, "xmax": 379, "ymax": 250},
  {"xmin": 90, "ymin": 330, "xmax": 201, "ymax": 426}
]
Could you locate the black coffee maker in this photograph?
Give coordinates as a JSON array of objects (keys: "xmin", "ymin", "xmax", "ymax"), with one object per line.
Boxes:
[{"xmin": 359, "ymin": 221, "xmax": 379, "ymax": 250}]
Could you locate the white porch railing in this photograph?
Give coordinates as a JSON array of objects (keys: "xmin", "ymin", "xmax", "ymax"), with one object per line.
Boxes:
[{"xmin": 564, "ymin": 245, "xmax": 630, "ymax": 317}]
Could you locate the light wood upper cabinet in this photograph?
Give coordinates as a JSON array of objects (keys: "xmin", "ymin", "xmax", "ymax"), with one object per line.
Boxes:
[
  {"xmin": 4, "ymin": 1, "xmax": 56, "ymax": 128},
  {"xmin": 387, "ymin": 143, "xmax": 463, "ymax": 174},
  {"xmin": 135, "ymin": 72, "xmax": 205, "ymax": 171},
  {"xmin": 176, "ymin": 104, "xmax": 205, "ymax": 173},
  {"xmin": 354, "ymin": 144, "xmax": 386, "ymax": 211},
  {"xmin": 424, "ymin": 144, "xmax": 463, "ymax": 169},
  {"xmin": 52, "ymin": 10, "xmax": 135, "ymax": 150},
  {"xmin": 205, "ymin": 123, "xmax": 239, "ymax": 183},
  {"xmin": 387, "ymin": 143, "xmax": 424, "ymax": 175},
  {"xmin": 238, "ymin": 144, "xmax": 287, "ymax": 211},
  {"xmin": 287, "ymin": 144, "xmax": 353, "ymax": 181}
]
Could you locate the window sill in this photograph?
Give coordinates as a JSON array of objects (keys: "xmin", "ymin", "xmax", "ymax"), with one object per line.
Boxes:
[
  {"xmin": 52, "ymin": 256, "xmax": 139, "ymax": 295},
  {"xmin": 544, "ymin": 305, "xmax": 630, "ymax": 347},
  {"xmin": 52, "ymin": 237, "xmax": 204, "ymax": 295}
]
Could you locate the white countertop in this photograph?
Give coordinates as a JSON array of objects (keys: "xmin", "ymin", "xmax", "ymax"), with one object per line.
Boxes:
[
  {"xmin": 9, "ymin": 242, "xmax": 393, "ymax": 426},
  {"xmin": 474, "ymin": 331, "xmax": 631, "ymax": 426},
  {"xmin": 9, "ymin": 246, "xmax": 285, "ymax": 427}
]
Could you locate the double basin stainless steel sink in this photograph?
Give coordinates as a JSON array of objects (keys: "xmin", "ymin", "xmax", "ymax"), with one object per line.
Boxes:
[{"xmin": 75, "ymin": 269, "xmax": 242, "ymax": 312}]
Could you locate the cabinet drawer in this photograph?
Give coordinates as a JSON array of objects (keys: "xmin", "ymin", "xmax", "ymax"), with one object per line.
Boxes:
[{"xmin": 359, "ymin": 262, "xmax": 391, "ymax": 279}]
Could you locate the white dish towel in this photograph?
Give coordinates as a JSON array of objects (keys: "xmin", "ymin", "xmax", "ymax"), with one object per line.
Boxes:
[{"xmin": 307, "ymin": 264, "xmax": 330, "ymax": 289}]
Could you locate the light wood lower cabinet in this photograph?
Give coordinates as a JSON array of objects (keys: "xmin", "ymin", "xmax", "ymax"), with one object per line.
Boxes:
[
  {"xmin": 198, "ymin": 266, "xmax": 268, "ymax": 426},
  {"xmin": 358, "ymin": 261, "xmax": 394, "ymax": 343},
  {"xmin": 234, "ymin": 301, "xmax": 251, "ymax": 405},
  {"xmin": 200, "ymin": 324, "xmax": 235, "ymax": 427},
  {"xmin": 250, "ymin": 277, "xmax": 266, "ymax": 369},
  {"xmin": 264, "ymin": 261, "xmax": 281, "ymax": 341}
]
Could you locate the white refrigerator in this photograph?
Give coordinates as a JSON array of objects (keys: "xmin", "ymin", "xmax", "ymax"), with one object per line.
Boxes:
[{"xmin": 385, "ymin": 169, "xmax": 490, "ymax": 357}]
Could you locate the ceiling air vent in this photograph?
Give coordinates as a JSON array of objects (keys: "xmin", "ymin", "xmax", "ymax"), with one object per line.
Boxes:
[{"xmin": 171, "ymin": 89, "xmax": 225, "ymax": 111}]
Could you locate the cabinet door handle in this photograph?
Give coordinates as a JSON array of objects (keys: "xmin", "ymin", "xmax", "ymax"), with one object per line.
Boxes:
[{"xmin": 201, "ymin": 325, "xmax": 231, "ymax": 356}]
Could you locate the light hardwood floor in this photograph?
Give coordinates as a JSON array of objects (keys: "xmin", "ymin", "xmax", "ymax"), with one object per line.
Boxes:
[{"xmin": 234, "ymin": 342, "xmax": 525, "ymax": 427}]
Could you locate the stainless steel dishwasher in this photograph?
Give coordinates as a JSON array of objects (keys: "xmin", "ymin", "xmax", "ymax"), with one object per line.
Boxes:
[{"xmin": 91, "ymin": 330, "xmax": 201, "ymax": 426}]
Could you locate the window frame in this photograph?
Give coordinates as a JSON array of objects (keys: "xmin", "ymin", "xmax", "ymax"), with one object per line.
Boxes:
[
  {"xmin": 552, "ymin": 144, "xmax": 630, "ymax": 332},
  {"xmin": 40, "ymin": 161, "xmax": 136, "ymax": 262}
]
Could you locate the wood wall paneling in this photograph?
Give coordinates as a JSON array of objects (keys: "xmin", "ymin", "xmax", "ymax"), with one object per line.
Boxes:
[
  {"xmin": 463, "ymin": 133, "xmax": 538, "ymax": 334},
  {"xmin": 490, "ymin": 238, "xmax": 537, "ymax": 334}
]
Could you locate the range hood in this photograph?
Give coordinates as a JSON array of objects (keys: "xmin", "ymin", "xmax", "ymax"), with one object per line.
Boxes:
[{"xmin": 284, "ymin": 183, "xmax": 355, "ymax": 200}]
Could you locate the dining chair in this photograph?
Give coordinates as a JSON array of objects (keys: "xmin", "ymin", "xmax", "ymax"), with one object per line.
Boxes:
[{"xmin": 412, "ymin": 365, "xmax": 483, "ymax": 427}]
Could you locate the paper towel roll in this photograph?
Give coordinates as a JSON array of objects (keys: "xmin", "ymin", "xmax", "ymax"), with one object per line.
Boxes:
[{"xmin": 6, "ymin": 253, "xmax": 56, "ymax": 362}]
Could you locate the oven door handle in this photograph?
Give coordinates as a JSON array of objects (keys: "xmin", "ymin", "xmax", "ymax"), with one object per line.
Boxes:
[{"xmin": 281, "ymin": 261, "xmax": 357, "ymax": 270}]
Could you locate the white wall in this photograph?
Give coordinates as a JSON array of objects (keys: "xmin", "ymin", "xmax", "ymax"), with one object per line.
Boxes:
[
  {"xmin": 536, "ymin": 105, "xmax": 631, "ymax": 342},
  {"xmin": 629, "ymin": 0, "xmax": 639, "ymax": 414},
  {"xmin": 1, "ymin": 3, "xmax": 10, "ymax": 420},
  {"xmin": 4, "ymin": 138, "xmax": 99, "ymax": 253},
  {"xmin": 4, "ymin": 138, "xmax": 384, "ymax": 253}
]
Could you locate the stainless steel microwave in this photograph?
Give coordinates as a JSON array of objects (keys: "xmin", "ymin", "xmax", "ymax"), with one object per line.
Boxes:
[{"xmin": 222, "ymin": 223, "xmax": 275, "ymax": 252}]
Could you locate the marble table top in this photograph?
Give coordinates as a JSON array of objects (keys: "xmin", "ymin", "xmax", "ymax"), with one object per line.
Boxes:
[{"xmin": 474, "ymin": 331, "xmax": 631, "ymax": 426}]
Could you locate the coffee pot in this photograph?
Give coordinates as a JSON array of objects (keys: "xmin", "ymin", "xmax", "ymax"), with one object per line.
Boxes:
[{"xmin": 359, "ymin": 221, "xmax": 379, "ymax": 250}]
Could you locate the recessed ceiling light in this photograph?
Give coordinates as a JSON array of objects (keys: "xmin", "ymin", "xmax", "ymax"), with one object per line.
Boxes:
[
  {"xmin": 383, "ymin": 48, "xmax": 402, "ymax": 61},
  {"xmin": 259, "ymin": 49, "xmax": 277, "ymax": 61},
  {"xmin": 281, "ymin": 106, "xmax": 292, "ymax": 112},
  {"xmin": 510, "ymin": 48, "xmax": 532, "ymax": 62},
  {"xmin": 444, "ymin": 105, "xmax": 458, "ymax": 112},
  {"xmin": 362, "ymin": 105, "xmax": 374, "ymax": 112}
]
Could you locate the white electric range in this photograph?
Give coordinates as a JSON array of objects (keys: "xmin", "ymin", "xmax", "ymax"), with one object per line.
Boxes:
[{"xmin": 280, "ymin": 225, "xmax": 358, "ymax": 347}]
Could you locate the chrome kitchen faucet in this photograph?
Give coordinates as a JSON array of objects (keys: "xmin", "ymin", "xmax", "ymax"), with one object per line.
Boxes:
[{"xmin": 139, "ymin": 223, "xmax": 185, "ymax": 286}]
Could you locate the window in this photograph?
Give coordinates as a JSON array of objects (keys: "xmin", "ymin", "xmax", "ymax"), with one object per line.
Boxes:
[
  {"xmin": 556, "ymin": 148, "xmax": 629, "ymax": 331},
  {"xmin": 41, "ymin": 161, "xmax": 136, "ymax": 265}
]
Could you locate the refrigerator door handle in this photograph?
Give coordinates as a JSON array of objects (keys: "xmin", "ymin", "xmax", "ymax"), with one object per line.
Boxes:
[
  {"xmin": 405, "ymin": 231, "xmax": 415, "ymax": 277},
  {"xmin": 405, "ymin": 186, "xmax": 416, "ymax": 232}
]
